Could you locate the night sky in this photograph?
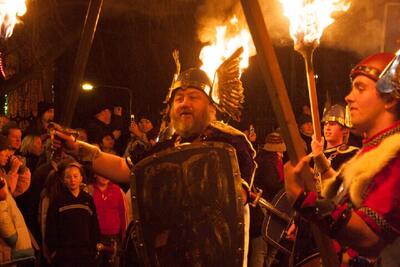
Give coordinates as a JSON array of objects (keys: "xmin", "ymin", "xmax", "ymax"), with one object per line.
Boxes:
[{"xmin": 2, "ymin": 0, "xmax": 400, "ymax": 141}]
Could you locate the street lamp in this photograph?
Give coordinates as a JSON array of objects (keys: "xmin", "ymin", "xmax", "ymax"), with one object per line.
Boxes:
[
  {"xmin": 81, "ymin": 82, "xmax": 133, "ymax": 115},
  {"xmin": 81, "ymin": 83, "xmax": 94, "ymax": 91}
]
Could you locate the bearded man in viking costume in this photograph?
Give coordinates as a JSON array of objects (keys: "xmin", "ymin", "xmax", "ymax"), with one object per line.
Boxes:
[
  {"xmin": 52, "ymin": 48, "xmax": 256, "ymax": 267},
  {"xmin": 285, "ymin": 51, "xmax": 400, "ymax": 266}
]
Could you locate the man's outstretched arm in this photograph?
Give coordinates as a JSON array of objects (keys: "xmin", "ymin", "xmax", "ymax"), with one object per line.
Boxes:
[{"xmin": 53, "ymin": 131, "xmax": 131, "ymax": 184}]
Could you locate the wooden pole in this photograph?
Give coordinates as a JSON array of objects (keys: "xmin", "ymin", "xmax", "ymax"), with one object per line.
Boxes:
[
  {"xmin": 60, "ymin": 0, "xmax": 103, "ymax": 126},
  {"xmin": 240, "ymin": 1, "xmax": 338, "ymax": 266},
  {"xmin": 296, "ymin": 44, "xmax": 322, "ymax": 141}
]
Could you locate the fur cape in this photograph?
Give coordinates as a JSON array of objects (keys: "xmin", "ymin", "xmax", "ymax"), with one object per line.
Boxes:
[
  {"xmin": 322, "ymin": 133, "xmax": 400, "ymax": 208},
  {"xmin": 210, "ymin": 120, "xmax": 257, "ymax": 188}
]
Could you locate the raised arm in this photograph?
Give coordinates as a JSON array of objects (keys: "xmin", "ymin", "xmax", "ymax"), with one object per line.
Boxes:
[{"xmin": 53, "ymin": 131, "xmax": 131, "ymax": 184}]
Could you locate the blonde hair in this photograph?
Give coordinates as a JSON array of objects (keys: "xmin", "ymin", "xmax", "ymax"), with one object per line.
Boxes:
[{"xmin": 20, "ymin": 135, "xmax": 40, "ymax": 155}]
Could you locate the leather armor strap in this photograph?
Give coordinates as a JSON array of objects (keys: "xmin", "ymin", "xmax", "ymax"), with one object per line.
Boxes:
[{"xmin": 77, "ymin": 141, "xmax": 101, "ymax": 163}]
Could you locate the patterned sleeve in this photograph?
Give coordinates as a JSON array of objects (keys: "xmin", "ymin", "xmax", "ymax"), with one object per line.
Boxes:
[{"xmin": 356, "ymin": 156, "xmax": 400, "ymax": 242}]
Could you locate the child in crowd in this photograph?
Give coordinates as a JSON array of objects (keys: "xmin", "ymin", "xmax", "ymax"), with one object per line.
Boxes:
[
  {"xmin": 45, "ymin": 160, "xmax": 99, "ymax": 267},
  {"xmin": 89, "ymin": 174, "xmax": 127, "ymax": 267}
]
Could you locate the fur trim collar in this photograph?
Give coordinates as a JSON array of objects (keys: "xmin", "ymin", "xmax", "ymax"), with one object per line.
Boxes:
[
  {"xmin": 326, "ymin": 133, "xmax": 400, "ymax": 208},
  {"xmin": 210, "ymin": 121, "xmax": 256, "ymax": 158},
  {"xmin": 210, "ymin": 120, "xmax": 257, "ymax": 188}
]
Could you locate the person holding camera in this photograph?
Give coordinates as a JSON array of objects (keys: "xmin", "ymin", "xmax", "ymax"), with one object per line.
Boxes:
[
  {"xmin": 123, "ymin": 115, "xmax": 158, "ymax": 161},
  {"xmin": 1, "ymin": 122, "xmax": 31, "ymax": 198},
  {"xmin": 0, "ymin": 135, "xmax": 34, "ymax": 265}
]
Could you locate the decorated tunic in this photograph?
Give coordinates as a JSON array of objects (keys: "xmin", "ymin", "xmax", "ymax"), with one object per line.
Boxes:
[
  {"xmin": 338, "ymin": 121, "xmax": 400, "ymax": 241},
  {"xmin": 323, "ymin": 120, "xmax": 400, "ymax": 243}
]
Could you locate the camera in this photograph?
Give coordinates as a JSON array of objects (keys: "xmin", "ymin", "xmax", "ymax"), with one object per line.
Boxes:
[
  {"xmin": 130, "ymin": 114, "xmax": 135, "ymax": 122},
  {"xmin": 7, "ymin": 155, "xmax": 27, "ymax": 175},
  {"xmin": 15, "ymin": 155, "xmax": 27, "ymax": 174}
]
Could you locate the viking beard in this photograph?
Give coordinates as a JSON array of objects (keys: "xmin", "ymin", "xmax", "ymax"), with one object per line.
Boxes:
[{"xmin": 171, "ymin": 107, "xmax": 211, "ymax": 139}]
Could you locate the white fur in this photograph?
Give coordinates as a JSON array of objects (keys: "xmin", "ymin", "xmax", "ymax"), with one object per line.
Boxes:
[{"xmin": 337, "ymin": 133, "xmax": 400, "ymax": 207}]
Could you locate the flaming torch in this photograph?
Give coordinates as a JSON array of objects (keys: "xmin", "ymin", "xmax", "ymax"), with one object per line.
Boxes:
[
  {"xmin": 0, "ymin": 0, "xmax": 27, "ymax": 78},
  {"xmin": 0, "ymin": 0, "xmax": 27, "ymax": 39},
  {"xmin": 279, "ymin": 0, "xmax": 351, "ymax": 140},
  {"xmin": 199, "ymin": 15, "xmax": 255, "ymax": 80}
]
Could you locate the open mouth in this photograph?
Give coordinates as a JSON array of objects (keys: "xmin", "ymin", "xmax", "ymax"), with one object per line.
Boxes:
[{"xmin": 180, "ymin": 112, "xmax": 192, "ymax": 117}]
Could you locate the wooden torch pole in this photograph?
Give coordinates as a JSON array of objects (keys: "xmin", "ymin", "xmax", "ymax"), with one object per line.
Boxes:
[{"xmin": 240, "ymin": 0, "xmax": 338, "ymax": 266}]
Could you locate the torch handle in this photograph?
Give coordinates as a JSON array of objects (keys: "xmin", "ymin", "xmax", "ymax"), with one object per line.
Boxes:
[
  {"xmin": 241, "ymin": 1, "xmax": 338, "ymax": 266},
  {"xmin": 303, "ymin": 53, "xmax": 322, "ymax": 141}
]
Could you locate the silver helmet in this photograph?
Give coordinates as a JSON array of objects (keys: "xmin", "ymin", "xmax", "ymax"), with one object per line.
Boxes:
[{"xmin": 322, "ymin": 104, "xmax": 352, "ymax": 128}]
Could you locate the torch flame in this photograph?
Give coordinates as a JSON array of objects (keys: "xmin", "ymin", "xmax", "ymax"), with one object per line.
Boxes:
[
  {"xmin": 279, "ymin": 0, "xmax": 351, "ymax": 45},
  {"xmin": 0, "ymin": 0, "xmax": 27, "ymax": 39},
  {"xmin": 199, "ymin": 15, "xmax": 254, "ymax": 80}
]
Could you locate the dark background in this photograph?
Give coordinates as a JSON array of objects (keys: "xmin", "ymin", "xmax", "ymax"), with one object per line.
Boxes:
[{"xmin": 1, "ymin": 0, "xmax": 400, "ymax": 142}]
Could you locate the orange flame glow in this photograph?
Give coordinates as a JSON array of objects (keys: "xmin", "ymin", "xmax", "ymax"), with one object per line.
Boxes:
[
  {"xmin": 279, "ymin": 0, "xmax": 351, "ymax": 45},
  {"xmin": 199, "ymin": 16, "xmax": 254, "ymax": 80},
  {"xmin": 0, "ymin": 0, "xmax": 27, "ymax": 39}
]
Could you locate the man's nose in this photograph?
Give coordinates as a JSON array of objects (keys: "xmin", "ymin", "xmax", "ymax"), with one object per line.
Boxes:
[
  {"xmin": 345, "ymin": 89, "xmax": 354, "ymax": 104},
  {"xmin": 179, "ymin": 96, "xmax": 191, "ymax": 107}
]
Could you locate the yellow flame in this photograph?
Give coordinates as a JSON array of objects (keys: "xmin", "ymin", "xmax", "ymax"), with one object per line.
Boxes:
[
  {"xmin": 0, "ymin": 0, "xmax": 27, "ymax": 39},
  {"xmin": 279, "ymin": 0, "xmax": 351, "ymax": 45},
  {"xmin": 199, "ymin": 15, "xmax": 253, "ymax": 80}
]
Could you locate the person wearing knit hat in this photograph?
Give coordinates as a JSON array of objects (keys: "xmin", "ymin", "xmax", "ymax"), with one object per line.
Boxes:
[
  {"xmin": 37, "ymin": 101, "xmax": 55, "ymax": 121},
  {"xmin": 91, "ymin": 104, "xmax": 113, "ymax": 117},
  {"xmin": 85, "ymin": 104, "xmax": 113, "ymax": 145},
  {"xmin": 263, "ymin": 132, "xmax": 286, "ymax": 153},
  {"xmin": 297, "ymin": 114, "xmax": 313, "ymax": 153},
  {"xmin": 25, "ymin": 101, "xmax": 55, "ymax": 142}
]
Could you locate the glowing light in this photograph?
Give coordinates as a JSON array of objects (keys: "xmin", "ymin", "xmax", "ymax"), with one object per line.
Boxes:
[
  {"xmin": 279, "ymin": 0, "xmax": 351, "ymax": 45},
  {"xmin": 81, "ymin": 83, "xmax": 94, "ymax": 91},
  {"xmin": 0, "ymin": 0, "xmax": 27, "ymax": 39},
  {"xmin": 199, "ymin": 15, "xmax": 254, "ymax": 80}
]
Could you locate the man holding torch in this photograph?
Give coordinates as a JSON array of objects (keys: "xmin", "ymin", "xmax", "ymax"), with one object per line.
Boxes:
[
  {"xmin": 51, "ymin": 48, "xmax": 256, "ymax": 266},
  {"xmin": 285, "ymin": 51, "xmax": 400, "ymax": 265}
]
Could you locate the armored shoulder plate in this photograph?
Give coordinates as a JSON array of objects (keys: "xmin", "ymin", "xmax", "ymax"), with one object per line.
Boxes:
[{"xmin": 337, "ymin": 144, "xmax": 359, "ymax": 154}]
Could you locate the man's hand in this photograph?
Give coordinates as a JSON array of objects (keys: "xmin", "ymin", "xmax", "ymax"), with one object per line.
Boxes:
[
  {"xmin": 52, "ymin": 130, "xmax": 80, "ymax": 157},
  {"xmin": 9, "ymin": 155, "xmax": 22, "ymax": 174},
  {"xmin": 311, "ymin": 135, "xmax": 325, "ymax": 156},
  {"xmin": 284, "ymin": 156, "xmax": 312, "ymax": 204},
  {"xmin": 129, "ymin": 122, "xmax": 145, "ymax": 139},
  {"xmin": 285, "ymin": 223, "xmax": 297, "ymax": 241}
]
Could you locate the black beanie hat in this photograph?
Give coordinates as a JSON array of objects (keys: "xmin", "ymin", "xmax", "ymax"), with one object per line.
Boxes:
[
  {"xmin": 37, "ymin": 101, "xmax": 54, "ymax": 118},
  {"xmin": 297, "ymin": 114, "xmax": 312, "ymax": 127},
  {"xmin": 92, "ymin": 104, "xmax": 112, "ymax": 116}
]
